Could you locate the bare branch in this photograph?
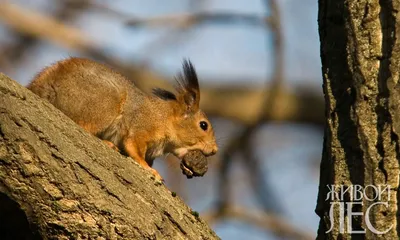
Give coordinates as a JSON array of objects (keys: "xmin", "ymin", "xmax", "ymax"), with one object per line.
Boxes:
[
  {"xmin": 0, "ymin": 0, "xmax": 90, "ymax": 75},
  {"xmin": 0, "ymin": 2, "xmax": 96, "ymax": 52},
  {"xmin": 126, "ymin": 12, "xmax": 271, "ymax": 28},
  {"xmin": 203, "ymin": 205, "xmax": 314, "ymax": 240}
]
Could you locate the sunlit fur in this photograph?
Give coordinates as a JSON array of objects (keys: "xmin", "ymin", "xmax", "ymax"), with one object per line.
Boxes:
[
  {"xmin": 152, "ymin": 59, "xmax": 218, "ymax": 158},
  {"xmin": 28, "ymin": 57, "xmax": 218, "ymax": 177}
]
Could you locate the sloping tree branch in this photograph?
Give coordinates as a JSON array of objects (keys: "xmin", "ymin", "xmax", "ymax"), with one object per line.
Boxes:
[{"xmin": 0, "ymin": 73, "xmax": 219, "ymax": 240}]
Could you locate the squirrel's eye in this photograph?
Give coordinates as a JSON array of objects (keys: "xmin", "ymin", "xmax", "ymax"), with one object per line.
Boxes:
[{"xmin": 200, "ymin": 121, "xmax": 208, "ymax": 131}]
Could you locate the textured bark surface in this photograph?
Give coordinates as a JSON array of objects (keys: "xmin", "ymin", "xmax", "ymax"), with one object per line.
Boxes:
[
  {"xmin": 0, "ymin": 73, "xmax": 219, "ymax": 240},
  {"xmin": 316, "ymin": 0, "xmax": 400, "ymax": 239}
]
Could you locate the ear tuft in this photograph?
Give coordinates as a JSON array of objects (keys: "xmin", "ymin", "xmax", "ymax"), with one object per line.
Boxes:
[
  {"xmin": 152, "ymin": 88, "xmax": 177, "ymax": 101},
  {"xmin": 180, "ymin": 59, "xmax": 199, "ymax": 92},
  {"xmin": 175, "ymin": 59, "xmax": 200, "ymax": 112}
]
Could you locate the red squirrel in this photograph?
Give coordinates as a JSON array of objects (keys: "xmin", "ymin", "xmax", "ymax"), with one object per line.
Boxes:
[{"xmin": 27, "ymin": 57, "xmax": 218, "ymax": 181}]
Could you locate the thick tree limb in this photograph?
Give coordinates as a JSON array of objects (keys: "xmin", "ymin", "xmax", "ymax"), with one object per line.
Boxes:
[{"xmin": 0, "ymin": 73, "xmax": 219, "ymax": 239}]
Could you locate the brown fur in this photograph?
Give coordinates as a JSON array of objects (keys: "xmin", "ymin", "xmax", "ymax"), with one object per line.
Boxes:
[{"xmin": 27, "ymin": 57, "xmax": 218, "ymax": 181}]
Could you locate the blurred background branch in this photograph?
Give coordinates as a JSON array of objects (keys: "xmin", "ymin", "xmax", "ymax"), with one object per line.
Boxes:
[
  {"xmin": 203, "ymin": 205, "xmax": 314, "ymax": 239},
  {"xmin": 0, "ymin": 2, "xmax": 323, "ymax": 126},
  {"xmin": 126, "ymin": 12, "xmax": 271, "ymax": 27}
]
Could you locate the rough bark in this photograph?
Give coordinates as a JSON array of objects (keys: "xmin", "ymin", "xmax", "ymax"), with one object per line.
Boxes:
[
  {"xmin": 0, "ymin": 73, "xmax": 219, "ymax": 240},
  {"xmin": 316, "ymin": 0, "xmax": 400, "ymax": 239}
]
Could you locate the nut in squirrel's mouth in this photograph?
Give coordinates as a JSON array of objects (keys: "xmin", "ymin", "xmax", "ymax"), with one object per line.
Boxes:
[
  {"xmin": 172, "ymin": 149, "xmax": 194, "ymax": 177},
  {"xmin": 180, "ymin": 162, "xmax": 194, "ymax": 177},
  {"xmin": 179, "ymin": 150, "xmax": 208, "ymax": 178},
  {"xmin": 176, "ymin": 152, "xmax": 194, "ymax": 177}
]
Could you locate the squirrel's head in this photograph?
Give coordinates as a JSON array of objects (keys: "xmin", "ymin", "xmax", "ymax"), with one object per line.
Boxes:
[{"xmin": 152, "ymin": 59, "xmax": 218, "ymax": 159}]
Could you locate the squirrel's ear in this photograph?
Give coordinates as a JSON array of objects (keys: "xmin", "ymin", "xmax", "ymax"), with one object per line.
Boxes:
[
  {"xmin": 175, "ymin": 59, "xmax": 200, "ymax": 113},
  {"xmin": 152, "ymin": 88, "xmax": 177, "ymax": 101}
]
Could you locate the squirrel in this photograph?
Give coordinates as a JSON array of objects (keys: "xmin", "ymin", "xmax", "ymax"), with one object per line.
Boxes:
[{"xmin": 27, "ymin": 57, "xmax": 218, "ymax": 181}]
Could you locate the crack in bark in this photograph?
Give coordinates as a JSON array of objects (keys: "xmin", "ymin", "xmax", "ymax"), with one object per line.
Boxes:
[
  {"xmin": 114, "ymin": 172, "xmax": 133, "ymax": 185},
  {"xmin": 74, "ymin": 161, "xmax": 124, "ymax": 204},
  {"xmin": 163, "ymin": 210, "xmax": 187, "ymax": 236},
  {"xmin": 74, "ymin": 161, "xmax": 102, "ymax": 182}
]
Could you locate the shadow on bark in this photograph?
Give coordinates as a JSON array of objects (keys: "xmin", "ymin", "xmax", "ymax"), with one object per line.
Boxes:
[{"xmin": 0, "ymin": 192, "xmax": 41, "ymax": 240}]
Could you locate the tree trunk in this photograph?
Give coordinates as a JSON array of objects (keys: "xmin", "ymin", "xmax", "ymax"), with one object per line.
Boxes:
[
  {"xmin": 0, "ymin": 73, "xmax": 219, "ymax": 240},
  {"xmin": 316, "ymin": 0, "xmax": 400, "ymax": 239}
]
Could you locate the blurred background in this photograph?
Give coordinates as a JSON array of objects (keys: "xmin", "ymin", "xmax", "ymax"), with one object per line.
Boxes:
[{"xmin": 0, "ymin": 0, "xmax": 323, "ymax": 239}]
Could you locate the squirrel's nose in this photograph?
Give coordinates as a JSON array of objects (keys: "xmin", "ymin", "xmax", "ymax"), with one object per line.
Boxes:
[
  {"xmin": 210, "ymin": 146, "xmax": 218, "ymax": 156},
  {"xmin": 203, "ymin": 145, "xmax": 218, "ymax": 157}
]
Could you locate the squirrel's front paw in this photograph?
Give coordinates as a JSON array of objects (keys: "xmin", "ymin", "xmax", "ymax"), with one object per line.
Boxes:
[{"xmin": 149, "ymin": 168, "xmax": 164, "ymax": 184}]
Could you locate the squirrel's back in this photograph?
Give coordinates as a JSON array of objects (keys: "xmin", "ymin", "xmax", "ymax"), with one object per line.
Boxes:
[
  {"xmin": 28, "ymin": 57, "xmax": 133, "ymax": 97},
  {"xmin": 28, "ymin": 57, "xmax": 138, "ymax": 138}
]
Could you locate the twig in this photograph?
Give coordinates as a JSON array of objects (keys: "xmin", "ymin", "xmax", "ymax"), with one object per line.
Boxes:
[
  {"xmin": 203, "ymin": 205, "xmax": 314, "ymax": 240},
  {"xmin": 126, "ymin": 12, "xmax": 271, "ymax": 28}
]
